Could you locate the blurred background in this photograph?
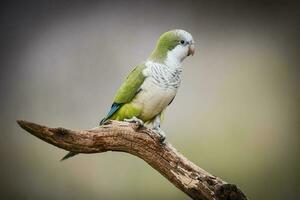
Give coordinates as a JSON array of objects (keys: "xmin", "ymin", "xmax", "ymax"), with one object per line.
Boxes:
[{"xmin": 1, "ymin": 0, "xmax": 299, "ymax": 199}]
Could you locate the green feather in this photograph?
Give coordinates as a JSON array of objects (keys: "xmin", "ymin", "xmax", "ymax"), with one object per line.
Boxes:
[
  {"xmin": 110, "ymin": 103, "xmax": 141, "ymax": 121},
  {"xmin": 100, "ymin": 63, "xmax": 146, "ymax": 124},
  {"xmin": 149, "ymin": 30, "xmax": 181, "ymax": 62},
  {"xmin": 113, "ymin": 63, "xmax": 146, "ymax": 103}
]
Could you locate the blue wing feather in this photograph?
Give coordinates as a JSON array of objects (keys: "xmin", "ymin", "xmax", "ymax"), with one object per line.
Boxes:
[{"xmin": 99, "ymin": 103, "xmax": 123, "ymax": 125}]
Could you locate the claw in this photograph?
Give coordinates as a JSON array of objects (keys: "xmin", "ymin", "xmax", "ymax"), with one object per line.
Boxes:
[
  {"xmin": 152, "ymin": 127, "xmax": 166, "ymax": 144},
  {"xmin": 124, "ymin": 116, "xmax": 144, "ymax": 127}
]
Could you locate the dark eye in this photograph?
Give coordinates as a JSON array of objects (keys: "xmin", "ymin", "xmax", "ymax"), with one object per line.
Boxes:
[{"xmin": 180, "ymin": 40, "xmax": 185, "ymax": 44}]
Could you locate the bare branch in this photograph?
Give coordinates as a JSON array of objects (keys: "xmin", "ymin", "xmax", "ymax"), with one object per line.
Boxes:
[{"xmin": 17, "ymin": 120, "xmax": 247, "ymax": 200}]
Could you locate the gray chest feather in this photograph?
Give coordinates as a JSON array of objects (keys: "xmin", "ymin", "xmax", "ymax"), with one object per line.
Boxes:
[
  {"xmin": 147, "ymin": 64, "xmax": 182, "ymax": 89},
  {"xmin": 130, "ymin": 63, "xmax": 182, "ymax": 120}
]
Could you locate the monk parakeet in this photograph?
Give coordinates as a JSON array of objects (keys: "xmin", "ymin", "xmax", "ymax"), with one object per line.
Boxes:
[{"xmin": 62, "ymin": 29, "xmax": 195, "ymax": 160}]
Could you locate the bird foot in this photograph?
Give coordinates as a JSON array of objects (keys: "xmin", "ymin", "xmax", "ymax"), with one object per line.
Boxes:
[
  {"xmin": 124, "ymin": 117, "xmax": 144, "ymax": 127},
  {"xmin": 152, "ymin": 127, "xmax": 166, "ymax": 144}
]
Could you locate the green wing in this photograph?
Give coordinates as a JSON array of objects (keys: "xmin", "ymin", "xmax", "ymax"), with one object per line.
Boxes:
[
  {"xmin": 99, "ymin": 63, "xmax": 146, "ymax": 125},
  {"xmin": 113, "ymin": 63, "xmax": 146, "ymax": 103}
]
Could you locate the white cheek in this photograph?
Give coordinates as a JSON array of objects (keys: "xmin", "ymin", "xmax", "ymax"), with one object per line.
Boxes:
[
  {"xmin": 165, "ymin": 45, "xmax": 189, "ymax": 66},
  {"xmin": 171, "ymin": 45, "xmax": 188, "ymax": 59},
  {"xmin": 176, "ymin": 46, "xmax": 187, "ymax": 57}
]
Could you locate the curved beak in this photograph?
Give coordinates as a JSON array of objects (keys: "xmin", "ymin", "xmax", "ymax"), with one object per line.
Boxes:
[{"xmin": 188, "ymin": 44, "xmax": 195, "ymax": 56}]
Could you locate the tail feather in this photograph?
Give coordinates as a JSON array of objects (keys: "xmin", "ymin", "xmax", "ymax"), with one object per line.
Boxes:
[{"xmin": 60, "ymin": 151, "xmax": 78, "ymax": 161}]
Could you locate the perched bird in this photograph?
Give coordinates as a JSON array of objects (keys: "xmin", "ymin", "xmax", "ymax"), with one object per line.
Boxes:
[{"xmin": 62, "ymin": 29, "xmax": 195, "ymax": 160}]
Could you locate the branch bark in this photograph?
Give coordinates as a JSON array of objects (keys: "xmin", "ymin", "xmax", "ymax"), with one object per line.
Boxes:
[{"xmin": 17, "ymin": 120, "xmax": 247, "ymax": 200}]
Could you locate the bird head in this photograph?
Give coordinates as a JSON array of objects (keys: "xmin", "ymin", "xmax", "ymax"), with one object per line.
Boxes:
[{"xmin": 149, "ymin": 29, "xmax": 195, "ymax": 64}]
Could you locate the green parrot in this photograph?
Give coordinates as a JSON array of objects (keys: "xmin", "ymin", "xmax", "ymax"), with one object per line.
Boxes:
[{"xmin": 62, "ymin": 29, "xmax": 195, "ymax": 160}]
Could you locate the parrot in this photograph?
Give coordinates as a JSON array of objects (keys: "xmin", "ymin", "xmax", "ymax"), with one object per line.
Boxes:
[{"xmin": 61, "ymin": 29, "xmax": 195, "ymax": 160}]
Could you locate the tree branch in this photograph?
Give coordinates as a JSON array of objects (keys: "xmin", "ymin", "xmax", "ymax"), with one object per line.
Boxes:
[{"xmin": 17, "ymin": 120, "xmax": 247, "ymax": 200}]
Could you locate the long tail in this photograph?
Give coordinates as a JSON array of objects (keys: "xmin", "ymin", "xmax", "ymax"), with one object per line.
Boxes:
[{"xmin": 60, "ymin": 151, "xmax": 78, "ymax": 161}]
